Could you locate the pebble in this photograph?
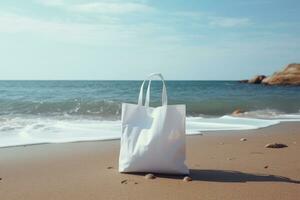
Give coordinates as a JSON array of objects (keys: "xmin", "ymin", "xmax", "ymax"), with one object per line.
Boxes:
[
  {"xmin": 145, "ymin": 173, "xmax": 156, "ymax": 179},
  {"xmin": 107, "ymin": 166, "xmax": 113, "ymax": 169},
  {"xmin": 121, "ymin": 179, "xmax": 128, "ymax": 184},
  {"xmin": 183, "ymin": 176, "xmax": 192, "ymax": 182},
  {"xmin": 227, "ymin": 157, "xmax": 235, "ymax": 161},
  {"xmin": 240, "ymin": 138, "xmax": 247, "ymax": 141},
  {"xmin": 264, "ymin": 165, "xmax": 269, "ymax": 169},
  {"xmin": 265, "ymin": 143, "xmax": 288, "ymax": 148}
]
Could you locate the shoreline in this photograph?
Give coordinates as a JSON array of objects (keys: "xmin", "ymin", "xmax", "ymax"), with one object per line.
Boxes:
[
  {"xmin": 0, "ymin": 115, "xmax": 300, "ymax": 149},
  {"xmin": 1, "ymin": 121, "xmax": 300, "ymax": 199}
]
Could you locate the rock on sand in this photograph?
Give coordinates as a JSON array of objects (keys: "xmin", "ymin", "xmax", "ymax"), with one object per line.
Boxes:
[
  {"xmin": 145, "ymin": 174, "xmax": 156, "ymax": 179},
  {"xmin": 265, "ymin": 143, "xmax": 288, "ymax": 148},
  {"xmin": 183, "ymin": 176, "xmax": 192, "ymax": 182}
]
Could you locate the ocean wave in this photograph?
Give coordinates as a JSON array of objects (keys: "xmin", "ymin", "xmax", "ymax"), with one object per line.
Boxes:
[
  {"xmin": 0, "ymin": 99, "xmax": 121, "ymax": 119},
  {"xmin": 1, "ymin": 99, "xmax": 300, "ymax": 119},
  {"xmin": 1, "ymin": 113, "xmax": 300, "ymax": 148},
  {"xmin": 232, "ymin": 109, "xmax": 300, "ymax": 120},
  {"xmin": 1, "ymin": 81, "xmax": 299, "ymax": 147}
]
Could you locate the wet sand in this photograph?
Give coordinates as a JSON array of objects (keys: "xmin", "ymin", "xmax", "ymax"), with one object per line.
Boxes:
[{"xmin": 0, "ymin": 122, "xmax": 300, "ymax": 200}]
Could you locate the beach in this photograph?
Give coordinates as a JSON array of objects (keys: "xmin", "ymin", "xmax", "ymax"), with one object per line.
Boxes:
[
  {"xmin": 1, "ymin": 0, "xmax": 300, "ymax": 199},
  {"xmin": 1, "ymin": 121, "xmax": 299, "ymax": 200}
]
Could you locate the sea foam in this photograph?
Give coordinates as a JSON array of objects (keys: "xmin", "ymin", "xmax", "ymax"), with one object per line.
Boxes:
[{"xmin": 1, "ymin": 113, "xmax": 300, "ymax": 148}]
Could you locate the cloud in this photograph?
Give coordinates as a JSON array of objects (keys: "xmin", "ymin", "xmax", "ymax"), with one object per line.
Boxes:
[
  {"xmin": 0, "ymin": 12, "xmax": 123, "ymax": 44},
  {"xmin": 209, "ymin": 17, "xmax": 251, "ymax": 28},
  {"xmin": 0, "ymin": 1, "xmax": 253, "ymax": 48},
  {"xmin": 172, "ymin": 11, "xmax": 252, "ymax": 28},
  {"xmin": 172, "ymin": 11, "xmax": 207, "ymax": 18},
  {"xmin": 68, "ymin": 2, "xmax": 153, "ymax": 14},
  {"xmin": 37, "ymin": 0, "xmax": 154, "ymax": 14},
  {"xmin": 37, "ymin": 0, "xmax": 64, "ymax": 6},
  {"xmin": 0, "ymin": 12, "xmax": 173, "ymax": 46},
  {"xmin": 36, "ymin": 1, "xmax": 251, "ymax": 29}
]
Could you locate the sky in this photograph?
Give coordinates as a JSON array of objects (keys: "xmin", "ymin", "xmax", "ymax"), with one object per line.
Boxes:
[{"xmin": 0, "ymin": 0, "xmax": 299, "ymax": 80}]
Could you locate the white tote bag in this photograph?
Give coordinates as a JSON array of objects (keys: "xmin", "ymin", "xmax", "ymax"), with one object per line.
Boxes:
[{"xmin": 119, "ymin": 73, "xmax": 189, "ymax": 174}]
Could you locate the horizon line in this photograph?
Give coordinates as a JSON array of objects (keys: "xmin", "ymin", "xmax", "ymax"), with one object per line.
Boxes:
[{"xmin": 0, "ymin": 79, "xmax": 242, "ymax": 81}]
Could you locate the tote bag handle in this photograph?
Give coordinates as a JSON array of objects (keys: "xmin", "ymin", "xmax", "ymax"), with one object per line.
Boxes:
[{"xmin": 138, "ymin": 73, "xmax": 168, "ymax": 107}]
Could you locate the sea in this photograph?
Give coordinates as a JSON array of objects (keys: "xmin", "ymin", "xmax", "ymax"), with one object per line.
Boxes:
[{"xmin": 1, "ymin": 80, "xmax": 300, "ymax": 148}]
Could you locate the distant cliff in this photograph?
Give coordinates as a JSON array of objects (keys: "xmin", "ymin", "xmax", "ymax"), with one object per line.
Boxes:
[{"xmin": 241, "ymin": 63, "xmax": 300, "ymax": 85}]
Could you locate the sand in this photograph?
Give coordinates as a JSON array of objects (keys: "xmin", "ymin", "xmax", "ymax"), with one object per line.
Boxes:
[{"xmin": 0, "ymin": 122, "xmax": 300, "ymax": 200}]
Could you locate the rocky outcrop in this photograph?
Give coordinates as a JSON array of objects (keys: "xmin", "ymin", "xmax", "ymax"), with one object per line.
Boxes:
[
  {"xmin": 262, "ymin": 63, "xmax": 300, "ymax": 85},
  {"xmin": 239, "ymin": 79, "xmax": 248, "ymax": 83},
  {"xmin": 241, "ymin": 63, "xmax": 300, "ymax": 86},
  {"xmin": 248, "ymin": 75, "xmax": 266, "ymax": 84}
]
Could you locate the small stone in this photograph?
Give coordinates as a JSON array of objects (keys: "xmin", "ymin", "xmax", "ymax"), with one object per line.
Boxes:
[
  {"xmin": 240, "ymin": 138, "xmax": 247, "ymax": 141},
  {"xmin": 145, "ymin": 173, "xmax": 156, "ymax": 179},
  {"xmin": 265, "ymin": 143, "xmax": 288, "ymax": 148},
  {"xmin": 121, "ymin": 179, "xmax": 128, "ymax": 184},
  {"xmin": 227, "ymin": 157, "xmax": 235, "ymax": 161},
  {"xmin": 264, "ymin": 165, "xmax": 269, "ymax": 169},
  {"xmin": 183, "ymin": 176, "xmax": 192, "ymax": 182},
  {"xmin": 107, "ymin": 166, "xmax": 113, "ymax": 169},
  {"xmin": 232, "ymin": 109, "xmax": 245, "ymax": 115},
  {"xmin": 134, "ymin": 182, "xmax": 138, "ymax": 184}
]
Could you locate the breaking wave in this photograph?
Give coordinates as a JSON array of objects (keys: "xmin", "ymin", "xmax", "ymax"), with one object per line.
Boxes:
[{"xmin": 1, "ymin": 111, "xmax": 300, "ymax": 148}]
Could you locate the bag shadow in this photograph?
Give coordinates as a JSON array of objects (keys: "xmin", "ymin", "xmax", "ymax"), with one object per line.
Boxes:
[
  {"xmin": 188, "ymin": 169, "xmax": 300, "ymax": 183},
  {"xmin": 126, "ymin": 169, "xmax": 300, "ymax": 184}
]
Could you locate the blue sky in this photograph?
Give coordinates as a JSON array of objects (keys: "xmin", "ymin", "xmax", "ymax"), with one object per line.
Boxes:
[{"xmin": 0, "ymin": 0, "xmax": 299, "ymax": 80}]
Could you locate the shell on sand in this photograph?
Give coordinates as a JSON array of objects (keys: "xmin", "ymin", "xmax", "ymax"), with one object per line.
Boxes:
[
  {"xmin": 145, "ymin": 174, "xmax": 156, "ymax": 179},
  {"xmin": 183, "ymin": 176, "xmax": 192, "ymax": 182},
  {"xmin": 240, "ymin": 138, "xmax": 247, "ymax": 141}
]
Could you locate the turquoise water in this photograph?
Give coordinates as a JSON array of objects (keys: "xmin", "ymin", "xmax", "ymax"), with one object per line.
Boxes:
[
  {"xmin": 1, "ymin": 80, "xmax": 300, "ymax": 117},
  {"xmin": 0, "ymin": 80, "xmax": 299, "ymax": 147}
]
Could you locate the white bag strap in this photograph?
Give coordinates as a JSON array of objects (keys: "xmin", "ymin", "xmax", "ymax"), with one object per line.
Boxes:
[{"xmin": 138, "ymin": 73, "xmax": 168, "ymax": 107}]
